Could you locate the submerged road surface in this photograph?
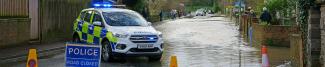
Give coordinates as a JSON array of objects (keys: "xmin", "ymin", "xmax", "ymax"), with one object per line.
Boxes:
[
  {"xmin": 157, "ymin": 16, "xmax": 260, "ymax": 67},
  {"xmin": 8, "ymin": 16, "xmax": 261, "ymax": 67}
]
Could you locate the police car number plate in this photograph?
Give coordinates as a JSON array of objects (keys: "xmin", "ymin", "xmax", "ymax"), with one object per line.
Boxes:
[{"xmin": 137, "ymin": 44, "xmax": 154, "ymax": 49}]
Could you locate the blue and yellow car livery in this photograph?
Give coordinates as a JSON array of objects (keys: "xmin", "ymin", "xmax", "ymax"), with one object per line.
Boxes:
[{"xmin": 72, "ymin": 8, "xmax": 163, "ymax": 61}]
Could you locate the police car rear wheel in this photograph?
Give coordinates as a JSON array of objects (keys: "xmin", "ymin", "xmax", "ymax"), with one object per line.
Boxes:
[{"xmin": 102, "ymin": 41, "xmax": 113, "ymax": 62}]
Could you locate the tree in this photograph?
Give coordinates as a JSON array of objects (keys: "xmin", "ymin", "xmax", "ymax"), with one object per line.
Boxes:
[
  {"xmin": 122, "ymin": 0, "xmax": 146, "ymax": 12},
  {"xmin": 213, "ymin": 1, "xmax": 221, "ymax": 12},
  {"xmin": 265, "ymin": 0, "xmax": 297, "ymax": 24},
  {"xmin": 185, "ymin": 0, "xmax": 217, "ymax": 12}
]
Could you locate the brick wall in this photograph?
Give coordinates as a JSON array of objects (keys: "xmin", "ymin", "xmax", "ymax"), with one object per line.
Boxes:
[
  {"xmin": 0, "ymin": 18, "xmax": 30, "ymax": 47},
  {"xmin": 251, "ymin": 23, "xmax": 292, "ymax": 47},
  {"xmin": 240, "ymin": 15, "xmax": 292, "ymax": 47}
]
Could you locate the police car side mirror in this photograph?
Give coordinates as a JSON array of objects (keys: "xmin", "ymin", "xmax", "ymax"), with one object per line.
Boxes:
[
  {"xmin": 147, "ymin": 22, "xmax": 152, "ymax": 26},
  {"xmin": 93, "ymin": 21, "xmax": 102, "ymax": 27}
]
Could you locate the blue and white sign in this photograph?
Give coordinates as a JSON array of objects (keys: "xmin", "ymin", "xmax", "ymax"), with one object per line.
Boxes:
[{"xmin": 65, "ymin": 43, "xmax": 101, "ymax": 67}]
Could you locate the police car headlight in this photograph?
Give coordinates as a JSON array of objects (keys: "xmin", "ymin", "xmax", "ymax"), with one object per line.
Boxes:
[
  {"xmin": 158, "ymin": 32, "xmax": 163, "ymax": 38},
  {"xmin": 113, "ymin": 33, "xmax": 128, "ymax": 38}
]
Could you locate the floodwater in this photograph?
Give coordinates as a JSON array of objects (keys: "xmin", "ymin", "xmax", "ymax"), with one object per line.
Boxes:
[{"xmin": 157, "ymin": 16, "xmax": 262, "ymax": 67}]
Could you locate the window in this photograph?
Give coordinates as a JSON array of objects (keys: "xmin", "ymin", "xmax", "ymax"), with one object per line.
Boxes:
[
  {"xmin": 79, "ymin": 12, "xmax": 86, "ymax": 20},
  {"xmin": 84, "ymin": 11, "xmax": 93, "ymax": 22},
  {"xmin": 92, "ymin": 12, "xmax": 103, "ymax": 22},
  {"xmin": 103, "ymin": 12, "xmax": 148, "ymax": 26}
]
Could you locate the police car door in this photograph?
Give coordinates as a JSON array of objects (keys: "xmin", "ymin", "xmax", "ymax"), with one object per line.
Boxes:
[
  {"xmin": 81, "ymin": 10, "xmax": 94, "ymax": 43},
  {"xmin": 91, "ymin": 11, "xmax": 105, "ymax": 44}
]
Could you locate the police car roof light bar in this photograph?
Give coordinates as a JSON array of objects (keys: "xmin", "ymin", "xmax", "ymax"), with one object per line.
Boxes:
[{"xmin": 92, "ymin": 2, "xmax": 113, "ymax": 8}]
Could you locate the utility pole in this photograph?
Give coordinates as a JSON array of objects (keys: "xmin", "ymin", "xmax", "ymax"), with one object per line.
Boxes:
[{"xmin": 238, "ymin": 0, "xmax": 243, "ymax": 67}]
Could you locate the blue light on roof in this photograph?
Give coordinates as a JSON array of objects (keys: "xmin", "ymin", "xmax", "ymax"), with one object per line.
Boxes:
[
  {"xmin": 91, "ymin": 2, "xmax": 112, "ymax": 8},
  {"xmin": 93, "ymin": 4, "xmax": 101, "ymax": 7},
  {"xmin": 103, "ymin": 4, "xmax": 112, "ymax": 7}
]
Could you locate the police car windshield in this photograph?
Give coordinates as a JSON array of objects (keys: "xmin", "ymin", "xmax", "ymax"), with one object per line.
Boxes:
[{"xmin": 103, "ymin": 12, "xmax": 148, "ymax": 26}]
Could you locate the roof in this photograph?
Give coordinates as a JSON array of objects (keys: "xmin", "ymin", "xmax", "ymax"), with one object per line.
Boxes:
[{"xmin": 82, "ymin": 8, "xmax": 137, "ymax": 13}]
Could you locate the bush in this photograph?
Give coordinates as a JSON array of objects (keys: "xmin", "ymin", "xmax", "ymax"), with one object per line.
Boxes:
[
  {"xmin": 266, "ymin": 38, "xmax": 274, "ymax": 46},
  {"xmin": 265, "ymin": 0, "xmax": 286, "ymax": 13},
  {"xmin": 260, "ymin": 21, "xmax": 269, "ymax": 26},
  {"xmin": 264, "ymin": 0, "xmax": 296, "ymax": 25},
  {"xmin": 213, "ymin": 2, "xmax": 221, "ymax": 13}
]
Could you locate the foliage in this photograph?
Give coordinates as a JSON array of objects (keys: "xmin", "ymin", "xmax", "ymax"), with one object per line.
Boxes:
[
  {"xmin": 133, "ymin": 0, "xmax": 147, "ymax": 12},
  {"xmin": 298, "ymin": 0, "xmax": 315, "ymax": 32},
  {"xmin": 297, "ymin": 0, "xmax": 316, "ymax": 39},
  {"xmin": 212, "ymin": 1, "xmax": 221, "ymax": 12},
  {"xmin": 255, "ymin": 2, "xmax": 265, "ymax": 16},
  {"xmin": 266, "ymin": 38, "xmax": 274, "ymax": 46},
  {"xmin": 259, "ymin": 21, "xmax": 269, "ymax": 26},
  {"xmin": 265, "ymin": 0, "xmax": 286, "ymax": 13},
  {"xmin": 187, "ymin": 0, "xmax": 214, "ymax": 7},
  {"xmin": 265, "ymin": 0, "xmax": 296, "ymax": 12},
  {"xmin": 264, "ymin": 0, "xmax": 297, "ymax": 25},
  {"xmin": 124, "ymin": 0, "xmax": 147, "ymax": 13},
  {"xmin": 185, "ymin": 6, "xmax": 208, "ymax": 12},
  {"xmin": 185, "ymin": 0, "xmax": 217, "ymax": 12},
  {"xmin": 297, "ymin": 0, "xmax": 315, "ymax": 66}
]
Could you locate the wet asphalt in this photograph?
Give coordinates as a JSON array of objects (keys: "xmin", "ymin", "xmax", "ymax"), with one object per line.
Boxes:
[{"xmin": 8, "ymin": 16, "xmax": 262, "ymax": 67}]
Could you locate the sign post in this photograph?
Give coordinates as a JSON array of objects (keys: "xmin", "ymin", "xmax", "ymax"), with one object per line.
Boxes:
[{"xmin": 65, "ymin": 43, "xmax": 101, "ymax": 67}]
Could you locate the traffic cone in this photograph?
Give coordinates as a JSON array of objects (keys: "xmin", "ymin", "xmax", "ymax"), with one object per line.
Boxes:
[
  {"xmin": 26, "ymin": 49, "xmax": 38, "ymax": 67},
  {"xmin": 170, "ymin": 55, "xmax": 178, "ymax": 67},
  {"xmin": 261, "ymin": 45, "xmax": 269, "ymax": 67}
]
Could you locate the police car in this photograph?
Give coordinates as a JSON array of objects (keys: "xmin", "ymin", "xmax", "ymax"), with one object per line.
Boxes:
[{"xmin": 72, "ymin": 4, "xmax": 163, "ymax": 61}]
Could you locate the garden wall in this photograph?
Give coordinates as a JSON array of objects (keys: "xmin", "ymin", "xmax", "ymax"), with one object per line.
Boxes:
[
  {"xmin": 252, "ymin": 23, "xmax": 292, "ymax": 47},
  {"xmin": 290, "ymin": 33, "xmax": 304, "ymax": 67},
  {"xmin": 240, "ymin": 15, "xmax": 293, "ymax": 47}
]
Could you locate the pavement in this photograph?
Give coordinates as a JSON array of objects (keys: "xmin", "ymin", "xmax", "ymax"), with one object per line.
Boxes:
[{"xmin": 0, "ymin": 42, "xmax": 66, "ymax": 64}]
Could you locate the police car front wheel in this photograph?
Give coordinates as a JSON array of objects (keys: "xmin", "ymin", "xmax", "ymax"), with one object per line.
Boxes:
[{"xmin": 101, "ymin": 41, "xmax": 114, "ymax": 62}]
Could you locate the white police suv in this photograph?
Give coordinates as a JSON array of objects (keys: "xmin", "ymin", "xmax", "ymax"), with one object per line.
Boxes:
[{"xmin": 72, "ymin": 4, "xmax": 164, "ymax": 62}]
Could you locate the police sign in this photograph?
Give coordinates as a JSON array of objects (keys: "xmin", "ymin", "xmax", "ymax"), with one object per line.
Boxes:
[{"xmin": 65, "ymin": 43, "xmax": 101, "ymax": 67}]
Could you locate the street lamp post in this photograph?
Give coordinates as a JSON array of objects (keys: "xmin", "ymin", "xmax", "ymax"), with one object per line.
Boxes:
[{"xmin": 238, "ymin": 0, "xmax": 243, "ymax": 67}]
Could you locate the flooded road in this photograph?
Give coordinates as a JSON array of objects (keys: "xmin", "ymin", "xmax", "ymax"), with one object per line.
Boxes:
[
  {"xmin": 7, "ymin": 16, "xmax": 270, "ymax": 67},
  {"xmin": 157, "ymin": 16, "xmax": 260, "ymax": 67}
]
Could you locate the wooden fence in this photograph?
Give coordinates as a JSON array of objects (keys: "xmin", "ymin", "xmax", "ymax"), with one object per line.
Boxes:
[
  {"xmin": 38, "ymin": 0, "xmax": 91, "ymax": 42},
  {"xmin": 0, "ymin": 0, "xmax": 29, "ymax": 17}
]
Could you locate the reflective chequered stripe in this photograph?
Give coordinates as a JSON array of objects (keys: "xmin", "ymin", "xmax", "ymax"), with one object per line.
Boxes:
[
  {"xmin": 81, "ymin": 22, "xmax": 89, "ymax": 41},
  {"xmin": 87, "ymin": 25, "xmax": 95, "ymax": 43},
  {"xmin": 73, "ymin": 13, "xmax": 118, "ymax": 47},
  {"xmin": 81, "ymin": 22, "xmax": 88, "ymax": 34},
  {"xmin": 87, "ymin": 34, "xmax": 94, "ymax": 43},
  {"xmin": 77, "ymin": 21, "xmax": 83, "ymax": 31},
  {"xmin": 93, "ymin": 26, "xmax": 102, "ymax": 44},
  {"xmin": 93, "ymin": 37, "xmax": 100, "ymax": 44},
  {"xmin": 94, "ymin": 26, "xmax": 101, "ymax": 37},
  {"xmin": 106, "ymin": 32, "xmax": 118, "ymax": 43},
  {"xmin": 88, "ymin": 25, "xmax": 94, "ymax": 35}
]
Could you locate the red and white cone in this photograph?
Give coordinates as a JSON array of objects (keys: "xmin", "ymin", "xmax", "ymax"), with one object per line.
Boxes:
[{"xmin": 261, "ymin": 45, "xmax": 269, "ymax": 67}]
